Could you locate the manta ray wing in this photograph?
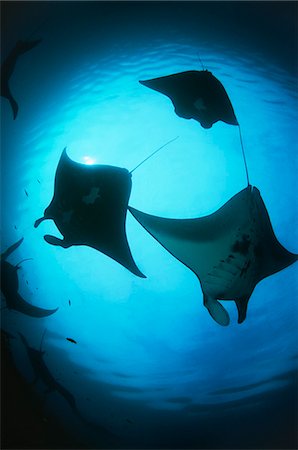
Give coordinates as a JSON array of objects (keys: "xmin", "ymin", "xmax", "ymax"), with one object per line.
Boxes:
[
  {"xmin": 140, "ymin": 70, "xmax": 238, "ymax": 129},
  {"xmin": 1, "ymin": 240, "xmax": 58, "ymax": 317},
  {"xmin": 1, "ymin": 237, "xmax": 24, "ymax": 261},
  {"xmin": 9, "ymin": 291, "xmax": 58, "ymax": 317},
  {"xmin": 129, "ymin": 186, "xmax": 297, "ymax": 326},
  {"xmin": 1, "ymin": 39, "xmax": 42, "ymax": 119},
  {"xmin": 35, "ymin": 148, "xmax": 145, "ymax": 278}
]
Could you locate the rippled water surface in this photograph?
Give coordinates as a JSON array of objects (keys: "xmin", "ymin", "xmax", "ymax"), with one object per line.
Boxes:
[{"xmin": 1, "ymin": 2, "xmax": 298, "ymax": 448}]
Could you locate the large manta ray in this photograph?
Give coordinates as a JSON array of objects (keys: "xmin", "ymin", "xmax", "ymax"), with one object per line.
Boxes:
[
  {"xmin": 35, "ymin": 148, "xmax": 145, "ymax": 278},
  {"xmin": 1, "ymin": 39, "xmax": 42, "ymax": 119},
  {"xmin": 129, "ymin": 186, "xmax": 298, "ymax": 326},
  {"xmin": 139, "ymin": 70, "xmax": 238, "ymax": 129},
  {"xmin": 1, "ymin": 238, "xmax": 58, "ymax": 317}
]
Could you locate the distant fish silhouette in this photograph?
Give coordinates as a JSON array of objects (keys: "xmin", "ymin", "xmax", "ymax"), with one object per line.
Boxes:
[
  {"xmin": 35, "ymin": 148, "xmax": 145, "ymax": 278},
  {"xmin": 1, "ymin": 39, "xmax": 41, "ymax": 119},
  {"xmin": 140, "ymin": 70, "xmax": 238, "ymax": 129},
  {"xmin": 66, "ymin": 337, "xmax": 77, "ymax": 344},
  {"xmin": 1, "ymin": 238, "xmax": 58, "ymax": 317},
  {"xmin": 129, "ymin": 186, "xmax": 298, "ymax": 325},
  {"xmin": 24, "ymin": 189, "xmax": 29, "ymax": 197}
]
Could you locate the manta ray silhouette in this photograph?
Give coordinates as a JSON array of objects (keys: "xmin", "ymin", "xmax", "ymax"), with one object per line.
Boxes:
[
  {"xmin": 140, "ymin": 70, "xmax": 238, "ymax": 129},
  {"xmin": 1, "ymin": 39, "xmax": 42, "ymax": 119},
  {"xmin": 17, "ymin": 331, "xmax": 117, "ymax": 441},
  {"xmin": 17, "ymin": 332, "xmax": 90, "ymax": 425},
  {"xmin": 1, "ymin": 238, "xmax": 58, "ymax": 317},
  {"xmin": 35, "ymin": 148, "xmax": 145, "ymax": 278},
  {"xmin": 129, "ymin": 186, "xmax": 298, "ymax": 326}
]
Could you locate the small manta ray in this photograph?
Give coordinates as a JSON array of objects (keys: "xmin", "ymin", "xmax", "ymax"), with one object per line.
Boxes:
[
  {"xmin": 18, "ymin": 332, "xmax": 89, "ymax": 426},
  {"xmin": 1, "ymin": 39, "xmax": 42, "ymax": 119},
  {"xmin": 129, "ymin": 186, "xmax": 298, "ymax": 326},
  {"xmin": 1, "ymin": 238, "xmax": 58, "ymax": 317},
  {"xmin": 139, "ymin": 70, "xmax": 238, "ymax": 129},
  {"xmin": 34, "ymin": 148, "xmax": 145, "ymax": 278},
  {"xmin": 18, "ymin": 331, "xmax": 116, "ymax": 441}
]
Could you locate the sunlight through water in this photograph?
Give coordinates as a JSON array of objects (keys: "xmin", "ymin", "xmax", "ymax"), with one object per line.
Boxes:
[{"xmin": 1, "ymin": 4, "xmax": 297, "ymax": 448}]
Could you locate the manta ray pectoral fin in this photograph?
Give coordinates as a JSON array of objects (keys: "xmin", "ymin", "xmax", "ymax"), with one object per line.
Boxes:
[
  {"xmin": 203, "ymin": 294, "xmax": 230, "ymax": 326},
  {"xmin": 34, "ymin": 216, "xmax": 47, "ymax": 228},
  {"xmin": 235, "ymin": 296, "xmax": 250, "ymax": 324},
  {"xmin": 44, "ymin": 235, "xmax": 70, "ymax": 248},
  {"xmin": 1, "ymin": 237, "xmax": 24, "ymax": 260},
  {"xmin": 35, "ymin": 218, "xmax": 69, "ymax": 248},
  {"xmin": 13, "ymin": 293, "xmax": 58, "ymax": 317},
  {"xmin": 10, "ymin": 96, "xmax": 19, "ymax": 120}
]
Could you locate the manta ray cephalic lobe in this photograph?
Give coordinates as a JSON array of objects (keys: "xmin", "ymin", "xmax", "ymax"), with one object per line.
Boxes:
[
  {"xmin": 129, "ymin": 186, "xmax": 298, "ymax": 326},
  {"xmin": 140, "ymin": 70, "xmax": 238, "ymax": 129},
  {"xmin": 35, "ymin": 148, "xmax": 145, "ymax": 278}
]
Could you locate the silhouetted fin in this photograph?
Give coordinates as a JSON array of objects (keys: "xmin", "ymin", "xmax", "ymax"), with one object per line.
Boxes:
[
  {"xmin": 1, "ymin": 237, "xmax": 24, "ymax": 260},
  {"xmin": 34, "ymin": 216, "xmax": 47, "ymax": 228},
  {"xmin": 140, "ymin": 70, "xmax": 238, "ymax": 128},
  {"xmin": 7, "ymin": 94, "xmax": 18, "ymax": 120},
  {"xmin": 235, "ymin": 296, "xmax": 250, "ymax": 324},
  {"xmin": 35, "ymin": 148, "xmax": 145, "ymax": 278},
  {"xmin": 203, "ymin": 294, "xmax": 230, "ymax": 326},
  {"xmin": 129, "ymin": 186, "xmax": 298, "ymax": 325},
  {"xmin": 14, "ymin": 39, "xmax": 42, "ymax": 54},
  {"xmin": 1, "ymin": 39, "xmax": 42, "ymax": 119},
  {"xmin": 10, "ymin": 292, "xmax": 58, "ymax": 317},
  {"xmin": 1, "ymin": 239, "xmax": 58, "ymax": 317},
  {"xmin": 44, "ymin": 235, "xmax": 70, "ymax": 248}
]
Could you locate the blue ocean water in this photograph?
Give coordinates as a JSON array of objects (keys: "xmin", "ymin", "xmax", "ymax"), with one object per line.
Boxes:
[{"xmin": 1, "ymin": 2, "xmax": 298, "ymax": 448}]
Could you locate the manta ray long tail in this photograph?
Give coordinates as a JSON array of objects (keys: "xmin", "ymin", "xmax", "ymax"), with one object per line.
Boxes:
[
  {"xmin": 238, "ymin": 125, "xmax": 250, "ymax": 186},
  {"xmin": 130, "ymin": 136, "xmax": 179, "ymax": 173}
]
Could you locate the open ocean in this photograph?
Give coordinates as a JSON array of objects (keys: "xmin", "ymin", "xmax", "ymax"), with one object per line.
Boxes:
[{"xmin": 1, "ymin": 2, "xmax": 297, "ymax": 448}]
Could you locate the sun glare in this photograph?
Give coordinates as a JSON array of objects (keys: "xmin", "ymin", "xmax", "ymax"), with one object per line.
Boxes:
[{"xmin": 82, "ymin": 155, "xmax": 96, "ymax": 165}]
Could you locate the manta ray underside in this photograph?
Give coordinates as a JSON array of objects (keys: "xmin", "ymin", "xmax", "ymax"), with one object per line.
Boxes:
[
  {"xmin": 35, "ymin": 148, "xmax": 145, "ymax": 278},
  {"xmin": 129, "ymin": 186, "xmax": 298, "ymax": 326},
  {"xmin": 1, "ymin": 238, "xmax": 58, "ymax": 317},
  {"xmin": 140, "ymin": 70, "xmax": 238, "ymax": 129}
]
